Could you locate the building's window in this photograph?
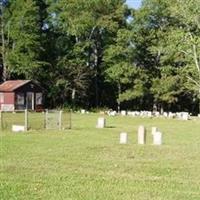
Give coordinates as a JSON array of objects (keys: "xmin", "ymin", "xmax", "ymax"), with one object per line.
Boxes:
[
  {"xmin": 36, "ymin": 93, "xmax": 42, "ymax": 105},
  {"xmin": 16, "ymin": 93, "xmax": 24, "ymax": 105},
  {"xmin": 0, "ymin": 93, "xmax": 4, "ymax": 103}
]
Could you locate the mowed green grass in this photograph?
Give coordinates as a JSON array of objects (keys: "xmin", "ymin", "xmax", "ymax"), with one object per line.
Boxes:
[{"xmin": 1, "ymin": 113, "xmax": 200, "ymax": 200}]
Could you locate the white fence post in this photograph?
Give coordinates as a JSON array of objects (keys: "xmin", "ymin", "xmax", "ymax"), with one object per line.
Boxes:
[
  {"xmin": 0, "ymin": 111, "xmax": 2, "ymax": 130},
  {"xmin": 69, "ymin": 109, "xmax": 72, "ymax": 129},
  {"xmin": 25, "ymin": 109, "xmax": 28, "ymax": 131},
  {"xmin": 45, "ymin": 109, "xmax": 48, "ymax": 129},
  {"xmin": 59, "ymin": 110, "xmax": 62, "ymax": 130}
]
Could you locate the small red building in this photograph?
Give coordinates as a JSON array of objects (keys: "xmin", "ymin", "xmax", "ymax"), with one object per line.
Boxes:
[{"xmin": 0, "ymin": 80, "xmax": 44, "ymax": 111}]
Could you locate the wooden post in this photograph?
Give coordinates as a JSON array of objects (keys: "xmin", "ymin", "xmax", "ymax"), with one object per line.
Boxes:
[
  {"xmin": 59, "ymin": 110, "xmax": 62, "ymax": 130},
  {"xmin": 25, "ymin": 109, "xmax": 28, "ymax": 131},
  {"xmin": 45, "ymin": 109, "xmax": 48, "ymax": 129},
  {"xmin": 42, "ymin": 111, "xmax": 45, "ymax": 129},
  {"xmin": 0, "ymin": 111, "xmax": 2, "ymax": 130},
  {"xmin": 69, "ymin": 109, "xmax": 72, "ymax": 129}
]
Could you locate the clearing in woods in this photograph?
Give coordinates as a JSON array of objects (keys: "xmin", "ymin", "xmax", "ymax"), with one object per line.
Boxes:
[{"xmin": 1, "ymin": 113, "xmax": 200, "ymax": 200}]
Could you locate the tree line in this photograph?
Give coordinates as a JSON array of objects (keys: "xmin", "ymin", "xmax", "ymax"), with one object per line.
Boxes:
[{"xmin": 0, "ymin": 0, "xmax": 200, "ymax": 114}]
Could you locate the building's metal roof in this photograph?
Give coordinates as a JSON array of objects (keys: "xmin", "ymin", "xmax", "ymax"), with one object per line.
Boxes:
[{"xmin": 0, "ymin": 80, "xmax": 31, "ymax": 92}]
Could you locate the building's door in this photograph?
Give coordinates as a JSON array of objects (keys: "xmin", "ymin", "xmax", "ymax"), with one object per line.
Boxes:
[{"xmin": 26, "ymin": 92, "xmax": 34, "ymax": 110}]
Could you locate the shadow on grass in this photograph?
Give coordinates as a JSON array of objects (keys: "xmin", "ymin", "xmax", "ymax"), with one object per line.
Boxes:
[{"xmin": 105, "ymin": 126, "xmax": 116, "ymax": 129}]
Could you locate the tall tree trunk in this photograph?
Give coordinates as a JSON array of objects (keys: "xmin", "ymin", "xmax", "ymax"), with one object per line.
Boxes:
[
  {"xmin": 199, "ymin": 89, "xmax": 200, "ymax": 114},
  {"xmin": 160, "ymin": 104, "xmax": 164, "ymax": 114},
  {"xmin": 189, "ymin": 33, "xmax": 200, "ymax": 113},
  {"xmin": 94, "ymin": 46, "xmax": 99, "ymax": 107},
  {"xmin": 0, "ymin": 4, "xmax": 7, "ymax": 82},
  {"xmin": 71, "ymin": 88, "xmax": 76, "ymax": 108}
]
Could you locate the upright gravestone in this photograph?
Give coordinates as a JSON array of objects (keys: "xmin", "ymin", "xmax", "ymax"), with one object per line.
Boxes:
[
  {"xmin": 138, "ymin": 125, "xmax": 146, "ymax": 144},
  {"xmin": 121, "ymin": 110, "xmax": 127, "ymax": 116},
  {"xmin": 163, "ymin": 112, "xmax": 168, "ymax": 118},
  {"xmin": 147, "ymin": 111, "xmax": 152, "ymax": 118},
  {"xmin": 96, "ymin": 117, "xmax": 106, "ymax": 128},
  {"xmin": 109, "ymin": 110, "xmax": 117, "ymax": 116},
  {"xmin": 120, "ymin": 132, "xmax": 128, "ymax": 144},
  {"xmin": 152, "ymin": 131, "xmax": 162, "ymax": 145},
  {"xmin": 182, "ymin": 112, "xmax": 189, "ymax": 120},
  {"xmin": 168, "ymin": 112, "xmax": 175, "ymax": 119},
  {"xmin": 81, "ymin": 109, "xmax": 86, "ymax": 114}
]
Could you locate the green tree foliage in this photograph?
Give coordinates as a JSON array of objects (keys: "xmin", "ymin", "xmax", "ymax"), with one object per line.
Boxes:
[
  {"xmin": 5, "ymin": 0, "xmax": 42, "ymax": 79},
  {"xmin": 168, "ymin": 0, "xmax": 200, "ymax": 111},
  {"xmin": 104, "ymin": 28, "xmax": 149, "ymax": 111},
  {"xmin": 46, "ymin": 0, "xmax": 130, "ymax": 107},
  {"xmin": 0, "ymin": 0, "xmax": 200, "ymax": 113},
  {"xmin": 0, "ymin": 0, "xmax": 12, "ymax": 81}
]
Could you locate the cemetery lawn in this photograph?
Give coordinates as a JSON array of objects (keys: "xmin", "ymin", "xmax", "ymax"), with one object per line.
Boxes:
[{"xmin": 1, "ymin": 113, "xmax": 200, "ymax": 200}]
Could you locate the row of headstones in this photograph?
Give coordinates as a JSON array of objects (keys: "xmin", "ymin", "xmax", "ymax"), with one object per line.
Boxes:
[
  {"xmin": 96, "ymin": 118, "xmax": 162, "ymax": 145},
  {"xmin": 80, "ymin": 109, "xmax": 192, "ymax": 121},
  {"xmin": 120, "ymin": 126, "xmax": 162, "ymax": 145},
  {"xmin": 106, "ymin": 110, "xmax": 190, "ymax": 120}
]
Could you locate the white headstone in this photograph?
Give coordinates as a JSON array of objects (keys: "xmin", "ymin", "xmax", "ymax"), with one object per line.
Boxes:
[
  {"xmin": 163, "ymin": 112, "xmax": 168, "ymax": 118},
  {"xmin": 12, "ymin": 125, "xmax": 25, "ymax": 132},
  {"xmin": 152, "ymin": 131, "xmax": 162, "ymax": 145},
  {"xmin": 147, "ymin": 111, "xmax": 152, "ymax": 117},
  {"xmin": 108, "ymin": 111, "xmax": 117, "ymax": 116},
  {"xmin": 120, "ymin": 132, "xmax": 128, "ymax": 144},
  {"xmin": 176, "ymin": 112, "xmax": 182, "ymax": 119},
  {"xmin": 96, "ymin": 117, "xmax": 106, "ymax": 128},
  {"xmin": 1, "ymin": 104, "xmax": 15, "ymax": 111},
  {"xmin": 182, "ymin": 112, "xmax": 189, "ymax": 120},
  {"xmin": 127, "ymin": 111, "xmax": 132, "ymax": 116},
  {"xmin": 154, "ymin": 111, "xmax": 160, "ymax": 117},
  {"xmin": 138, "ymin": 125, "xmax": 146, "ymax": 144},
  {"xmin": 121, "ymin": 110, "xmax": 127, "ymax": 116},
  {"xmin": 169, "ymin": 112, "xmax": 176, "ymax": 119},
  {"xmin": 81, "ymin": 109, "xmax": 86, "ymax": 114}
]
